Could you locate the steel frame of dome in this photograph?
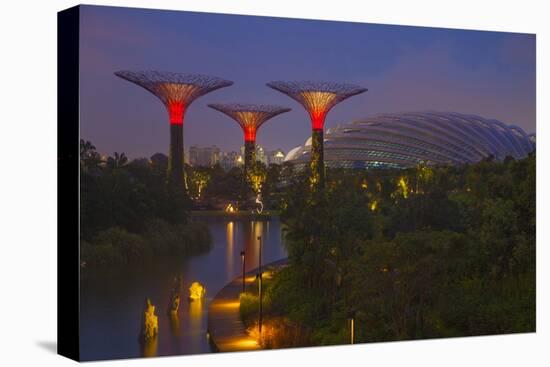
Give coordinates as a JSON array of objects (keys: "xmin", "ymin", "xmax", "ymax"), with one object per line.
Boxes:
[{"xmin": 284, "ymin": 111, "xmax": 535, "ymax": 171}]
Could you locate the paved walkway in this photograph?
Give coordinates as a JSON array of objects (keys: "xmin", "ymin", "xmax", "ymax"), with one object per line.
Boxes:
[{"xmin": 207, "ymin": 258, "xmax": 289, "ymax": 353}]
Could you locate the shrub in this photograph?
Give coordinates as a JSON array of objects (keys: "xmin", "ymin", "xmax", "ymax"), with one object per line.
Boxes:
[{"xmin": 80, "ymin": 220, "xmax": 212, "ymax": 269}]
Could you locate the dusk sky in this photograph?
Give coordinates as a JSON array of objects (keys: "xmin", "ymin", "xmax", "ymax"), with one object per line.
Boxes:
[{"xmin": 80, "ymin": 5, "xmax": 536, "ymax": 159}]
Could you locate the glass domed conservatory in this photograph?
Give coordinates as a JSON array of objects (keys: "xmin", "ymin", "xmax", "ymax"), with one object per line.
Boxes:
[{"xmin": 285, "ymin": 111, "xmax": 535, "ymax": 170}]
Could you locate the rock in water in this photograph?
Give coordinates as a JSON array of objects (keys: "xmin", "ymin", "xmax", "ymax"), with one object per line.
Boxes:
[
  {"xmin": 169, "ymin": 294, "xmax": 180, "ymax": 315},
  {"xmin": 139, "ymin": 298, "xmax": 158, "ymax": 342},
  {"xmin": 168, "ymin": 276, "xmax": 182, "ymax": 315},
  {"xmin": 188, "ymin": 282, "xmax": 206, "ymax": 301}
]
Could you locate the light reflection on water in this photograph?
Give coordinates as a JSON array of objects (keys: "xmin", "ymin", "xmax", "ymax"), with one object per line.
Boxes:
[
  {"xmin": 79, "ymin": 218, "xmax": 285, "ymax": 361},
  {"xmin": 226, "ymin": 221, "xmax": 234, "ymax": 279}
]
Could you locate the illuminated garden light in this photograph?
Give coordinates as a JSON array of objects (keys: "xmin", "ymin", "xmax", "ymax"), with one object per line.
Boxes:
[
  {"xmin": 190, "ymin": 169, "xmax": 210, "ymax": 199},
  {"xmin": 266, "ymin": 81, "xmax": 367, "ymax": 189},
  {"xmin": 114, "ymin": 71, "xmax": 233, "ymax": 188},
  {"xmin": 208, "ymin": 103, "xmax": 290, "ymax": 178},
  {"xmin": 370, "ymin": 200, "xmax": 378, "ymax": 211},
  {"xmin": 350, "ymin": 317, "xmax": 355, "ymax": 344},
  {"xmin": 348, "ymin": 308, "xmax": 357, "ymax": 345},
  {"xmin": 397, "ymin": 176, "xmax": 410, "ymax": 199}
]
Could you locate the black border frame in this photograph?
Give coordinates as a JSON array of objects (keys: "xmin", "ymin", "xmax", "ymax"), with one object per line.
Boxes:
[{"xmin": 57, "ymin": 5, "xmax": 80, "ymax": 361}]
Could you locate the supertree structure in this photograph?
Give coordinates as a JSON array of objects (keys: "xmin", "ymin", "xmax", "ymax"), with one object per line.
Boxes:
[
  {"xmin": 208, "ymin": 103, "xmax": 290, "ymax": 178},
  {"xmin": 115, "ymin": 70, "xmax": 233, "ymax": 187},
  {"xmin": 267, "ymin": 81, "xmax": 367, "ymax": 189}
]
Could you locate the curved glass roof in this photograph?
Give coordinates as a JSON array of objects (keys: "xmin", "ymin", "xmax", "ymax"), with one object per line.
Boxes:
[{"xmin": 285, "ymin": 111, "xmax": 535, "ymax": 170}]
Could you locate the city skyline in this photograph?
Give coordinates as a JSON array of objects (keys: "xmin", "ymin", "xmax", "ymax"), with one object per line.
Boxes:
[{"xmin": 80, "ymin": 5, "xmax": 535, "ymax": 159}]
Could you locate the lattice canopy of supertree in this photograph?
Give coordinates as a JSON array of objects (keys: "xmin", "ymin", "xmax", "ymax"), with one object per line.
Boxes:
[
  {"xmin": 208, "ymin": 103, "xmax": 291, "ymax": 177},
  {"xmin": 267, "ymin": 81, "xmax": 367, "ymax": 189},
  {"xmin": 115, "ymin": 70, "xmax": 233, "ymax": 187}
]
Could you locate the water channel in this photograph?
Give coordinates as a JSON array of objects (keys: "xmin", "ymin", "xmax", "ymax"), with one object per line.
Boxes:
[{"xmin": 80, "ymin": 218, "xmax": 286, "ymax": 361}]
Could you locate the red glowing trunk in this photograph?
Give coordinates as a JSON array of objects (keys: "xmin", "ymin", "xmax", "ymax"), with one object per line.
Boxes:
[
  {"xmin": 167, "ymin": 101, "xmax": 186, "ymax": 189},
  {"xmin": 168, "ymin": 101, "xmax": 186, "ymax": 125},
  {"xmin": 243, "ymin": 127, "xmax": 257, "ymax": 142},
  {"xmin": 309, "ymin": 109, "xmax": 327, "ymax": 130}
]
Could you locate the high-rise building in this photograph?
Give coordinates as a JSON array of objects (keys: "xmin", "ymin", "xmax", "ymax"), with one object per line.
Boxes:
[
  {"xmin": 188, "ymin": 145, "xmax": 221, "ymax": 167},
  {"xmin": 256, "ymin": 145, "xmax": 267, "ymax": 166},
  {"xmin": 239, "ymin": 144, "xmax": 268, "ymax": 166},
  {"xmin": 220, "ymin": 151, "xmax": 243, "ymax": 171}
]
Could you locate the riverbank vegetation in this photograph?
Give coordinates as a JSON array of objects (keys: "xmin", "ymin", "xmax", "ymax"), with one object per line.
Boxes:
[
  {"xmin": 80, "ymin": 140, "xmax": 212, "ymax": 268},
  {"xmin": 244, "ymin": 154, "xmax": 535, "ymax": 347},
  {"xmin": 239, "ymin": 268, "xmax": 312, "ymax": 349}
]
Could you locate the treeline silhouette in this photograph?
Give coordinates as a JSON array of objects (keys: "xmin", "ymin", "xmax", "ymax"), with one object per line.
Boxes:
[{"xmin": 79, "ymin": 140, "xmax": 211, "ymax": 268}]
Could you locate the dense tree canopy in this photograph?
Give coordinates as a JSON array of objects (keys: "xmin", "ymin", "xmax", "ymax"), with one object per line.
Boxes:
[
  {"xmin": 80, "ymin": 139, "xmax": 535, "ymax": 343},
  {"xmin": 79, "ymin": 140, "xmax": 210, "ymax": 268},
  {"xmin": 260, "ymin": 153, "xmax": 535, "ymax": 346}
]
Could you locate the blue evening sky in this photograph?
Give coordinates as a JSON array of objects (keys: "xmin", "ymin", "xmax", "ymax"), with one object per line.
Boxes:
[{"xmin": 79, "ymin": 5, "xmax": 535, "ymax": 158}]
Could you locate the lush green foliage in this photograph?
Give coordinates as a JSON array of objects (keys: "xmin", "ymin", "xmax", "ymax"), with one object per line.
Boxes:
[
  {"xmin": 81, "ymin": 221, "xmax": 212, "ymax": 267},
  {"xmin": 80, "ymin": 140, "xmax": 211, "ymax": 268},
  {"xmin": 240, "ymin": 270, "xmax": 313, "ymax": 348},
  {"xmin": 266, "ymin": 154, "xmax": 535, "ymax": 345},
  {"xmin": 181, "ymin": 159, "xmax": 287, "ymax": 210}
]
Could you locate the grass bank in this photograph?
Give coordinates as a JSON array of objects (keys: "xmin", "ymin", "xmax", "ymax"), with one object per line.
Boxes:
[{"xmin": 80, "ymin": 219, "xmax": 212, "ymax": 269}]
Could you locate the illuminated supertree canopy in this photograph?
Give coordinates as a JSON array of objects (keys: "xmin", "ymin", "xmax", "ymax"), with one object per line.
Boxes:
[
  {"xmin": 266, "ymin": 81, "xmax": 367, "ymax": 130},
  {"xmin": 208, "ymin": 103, "xmax": 290, "ymax": 179},
  {"xmin": 114, "ymin": 70, "xmax": 233, "ymax": 188},
  {"xmin": 208, "ymin": 103, "xmax": 291, "ymax": 142},
  {"xmin": 267, "ymin": 81, "xmax": 367, "ymax": 190},
  {"xmin": 115, "ymin": 71, "xmax": 234, "ymax": 124}
]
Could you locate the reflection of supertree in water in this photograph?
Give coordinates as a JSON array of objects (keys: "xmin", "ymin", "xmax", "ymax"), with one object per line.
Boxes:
[
  {"xmin": 267, "ymin": 81, "xmax": 367, "ymax": 189},
  {"xmin": 208, "ymin": 104, "xmax": 290, "ymax": 178},
  {"xmin": 115, "ymin": 71, "xmax": 233, "ymax": 188}
]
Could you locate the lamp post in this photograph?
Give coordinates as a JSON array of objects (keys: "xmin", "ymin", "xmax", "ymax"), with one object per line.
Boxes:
[
  {"xmin": 257, "ymin": 235, "xmax": 262, "ymax": 275},
  {"xmin": 257, "ymin": 272, "xmax": 263, "ymax": 336},
  {"xmin": 257, "ymin": 235, "xmax": 263, "ymax": 336},
  {"xmin": 240, "ymin": 250, "xmax": 246, "ymax": 293}
]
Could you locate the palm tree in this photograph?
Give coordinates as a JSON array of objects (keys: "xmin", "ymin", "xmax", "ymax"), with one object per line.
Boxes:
[
  {"xmin": 80, "ymin": 139, "xmax": 101, "ymax": 169},
  {"xmin": 107, "ymin": 152, "xmax": 128, "ymax": 169},
  {"xmin": 80, "ymin": 139, "xmax": 96, "ymax": 159},
  {"xmin": 190, "ymin": 170, "xmax": 210, "ymax": 199}
]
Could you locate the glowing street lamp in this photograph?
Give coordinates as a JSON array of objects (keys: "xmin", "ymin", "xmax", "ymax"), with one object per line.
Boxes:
[
  {"xmin": 348, "ymin": 309, "xmax": 357, "ymax": 344},
  {"xmin": 257, "ymin": 235, "xmax": 262, "ymax": 277},
  {"xmin": 257, "ymin": 271, "xmax": 263, "ymax": 336}
]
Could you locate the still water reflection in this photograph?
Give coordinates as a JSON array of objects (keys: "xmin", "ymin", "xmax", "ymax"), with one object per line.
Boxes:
[{"xmin": 80, "ymin": 218, "xmax": 286, "ymax": 361}]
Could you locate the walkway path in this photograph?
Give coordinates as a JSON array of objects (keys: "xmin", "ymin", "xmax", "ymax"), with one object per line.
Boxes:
[{"xmin": 207, "ymin": 258, "xmax": 289, "ymax": 353}]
